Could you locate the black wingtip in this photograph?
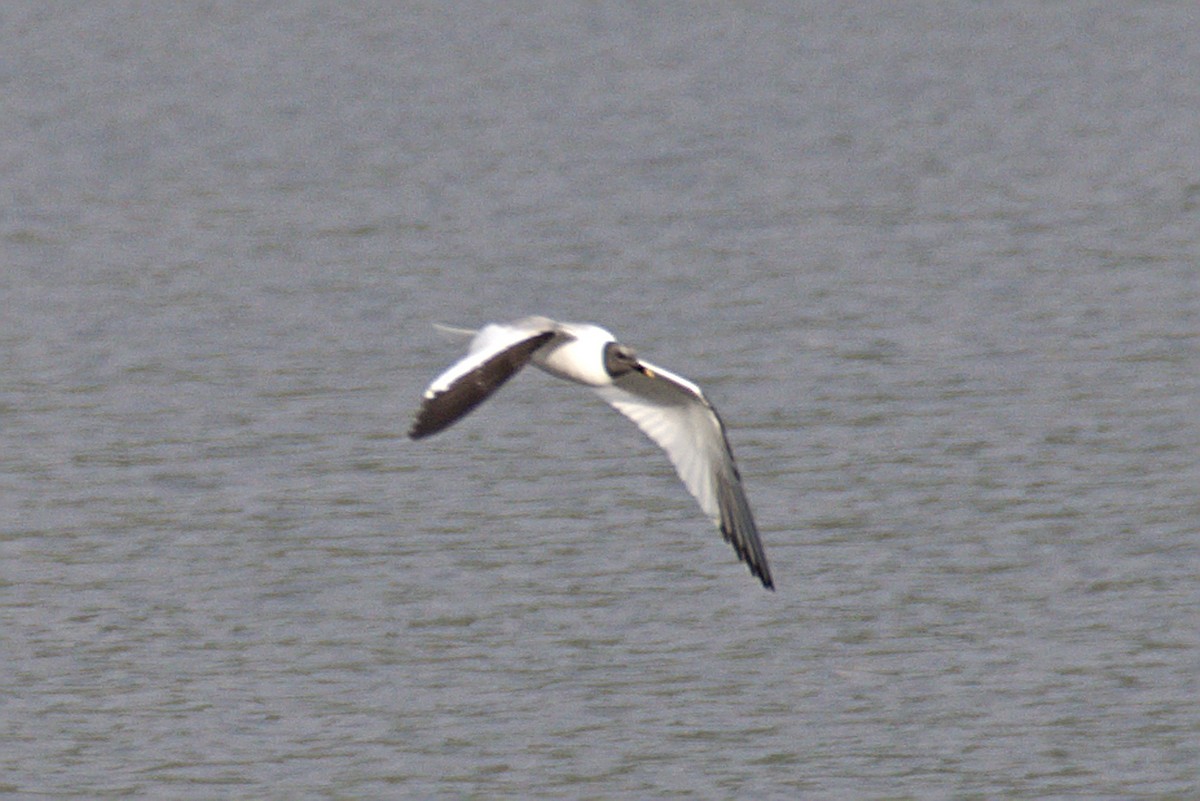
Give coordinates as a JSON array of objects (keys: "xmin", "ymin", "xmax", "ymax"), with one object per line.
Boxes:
[
  {"xmin": 407, "ymin": 411, "xmax": 442, "ymax": 440},
  {"xmin": 751, "ymin": 562, "xmax": 775, "ymax": 591},
  {"xmin": 408, "ymin": 421, "xmax": 448, "ymax": 440},
  {"xmin": 732, "ymin": 533, "xmax": 774, "ymax": 591},
  {"xmin": 715, "ymin": 477, "xmax": 774, "ymax": 591}
]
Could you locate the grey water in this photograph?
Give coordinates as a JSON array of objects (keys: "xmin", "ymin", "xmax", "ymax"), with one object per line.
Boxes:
[{"xmin": 3, "ymin": 3, "xmax": 1199, "ymax": 798}]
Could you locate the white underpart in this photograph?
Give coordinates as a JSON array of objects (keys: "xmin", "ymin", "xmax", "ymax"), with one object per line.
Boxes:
[
  {"xmin": 595, "ymin": 361, "xmax": 725, "ymax": 525},
  {"xmin": 531, "ymin": 322, "xmax": 616, "ymax": 387}
]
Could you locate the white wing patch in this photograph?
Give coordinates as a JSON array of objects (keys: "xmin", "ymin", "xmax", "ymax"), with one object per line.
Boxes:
[
  {"xmin": 595, "ymin": 359, "xmax": 773, "ymax": 589},
  {"xmin": 597, "ymin": 376, "xmax": 724, "ymax": 524},
  {"xmin": 426, "ymin": 317, "xmax": 557, "ymax": 397}
]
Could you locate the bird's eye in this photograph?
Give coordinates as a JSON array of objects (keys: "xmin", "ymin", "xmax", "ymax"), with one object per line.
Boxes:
[{"xmin": 603, "ymin": 342, "xmax": 638, "ymax": 377}]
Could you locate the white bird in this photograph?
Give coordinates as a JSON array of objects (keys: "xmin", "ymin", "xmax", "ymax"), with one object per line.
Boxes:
[{"xmin": 408, "ymin": 316, "xmax": 773, "ymax": 590}]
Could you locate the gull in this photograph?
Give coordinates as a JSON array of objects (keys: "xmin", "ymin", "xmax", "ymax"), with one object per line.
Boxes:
[{"xmin": 408, "ymin": 316, "xmax": 773, "ymax": 590}]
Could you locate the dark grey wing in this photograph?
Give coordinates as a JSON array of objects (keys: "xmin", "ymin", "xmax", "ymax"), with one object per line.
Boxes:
[
  {"xmin": 409, "ymin": 329, "xmax": 556, "ymax": 439},
  {"xmin": 596, "ymin": 361, "xmax": 774, "ymax": 590}
]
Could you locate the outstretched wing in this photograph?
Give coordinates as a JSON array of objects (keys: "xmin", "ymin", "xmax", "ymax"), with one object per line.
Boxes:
[
  {"xmin": 595, "ymin": 362, "xmax": 773, "ymax": 590},
  {"xmin": 409, "ymin": 322, "xmax": 557, "ymax": 439}
]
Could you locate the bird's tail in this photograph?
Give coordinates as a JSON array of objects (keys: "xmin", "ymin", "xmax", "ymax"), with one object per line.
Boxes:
[{"xmin": 432, "ymin": 322, "xmax": 477, "ymax": 342}]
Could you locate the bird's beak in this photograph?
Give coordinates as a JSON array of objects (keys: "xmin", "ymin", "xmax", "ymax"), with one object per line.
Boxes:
[{"xmin": 639, "ymin": 364, "xmax": 656, "ymax": 378}]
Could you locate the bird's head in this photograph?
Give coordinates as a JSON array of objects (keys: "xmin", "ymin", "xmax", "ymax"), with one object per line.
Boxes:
[{"xmin": 603, "ymin": 341, "xmax": 653, "ymax": 378}]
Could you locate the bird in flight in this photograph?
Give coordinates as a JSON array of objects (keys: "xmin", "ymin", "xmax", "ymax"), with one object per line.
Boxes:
[{"xmin": 409, "ymin": 316, "xmax": 773, "ymax": 590}]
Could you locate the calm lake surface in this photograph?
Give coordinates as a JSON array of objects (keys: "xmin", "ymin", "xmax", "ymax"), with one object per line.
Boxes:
[{"xmin": 3, "ymin": 3, "xmax": 1198, "ymax": 798}]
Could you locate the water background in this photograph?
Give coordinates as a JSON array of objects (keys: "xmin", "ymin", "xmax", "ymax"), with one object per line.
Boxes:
[{"xmin": 3, "ymin": 3, "xmax": 1198, "ymax": 798}]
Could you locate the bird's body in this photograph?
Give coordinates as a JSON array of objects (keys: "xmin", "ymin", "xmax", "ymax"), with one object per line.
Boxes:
[
  {"xmin": 409, "ymin": 316, "xmax": 773, "ymax": 590},
  {"xmin": 530, "ymin": 321, "xmax": 616, "ymax": 386}
]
